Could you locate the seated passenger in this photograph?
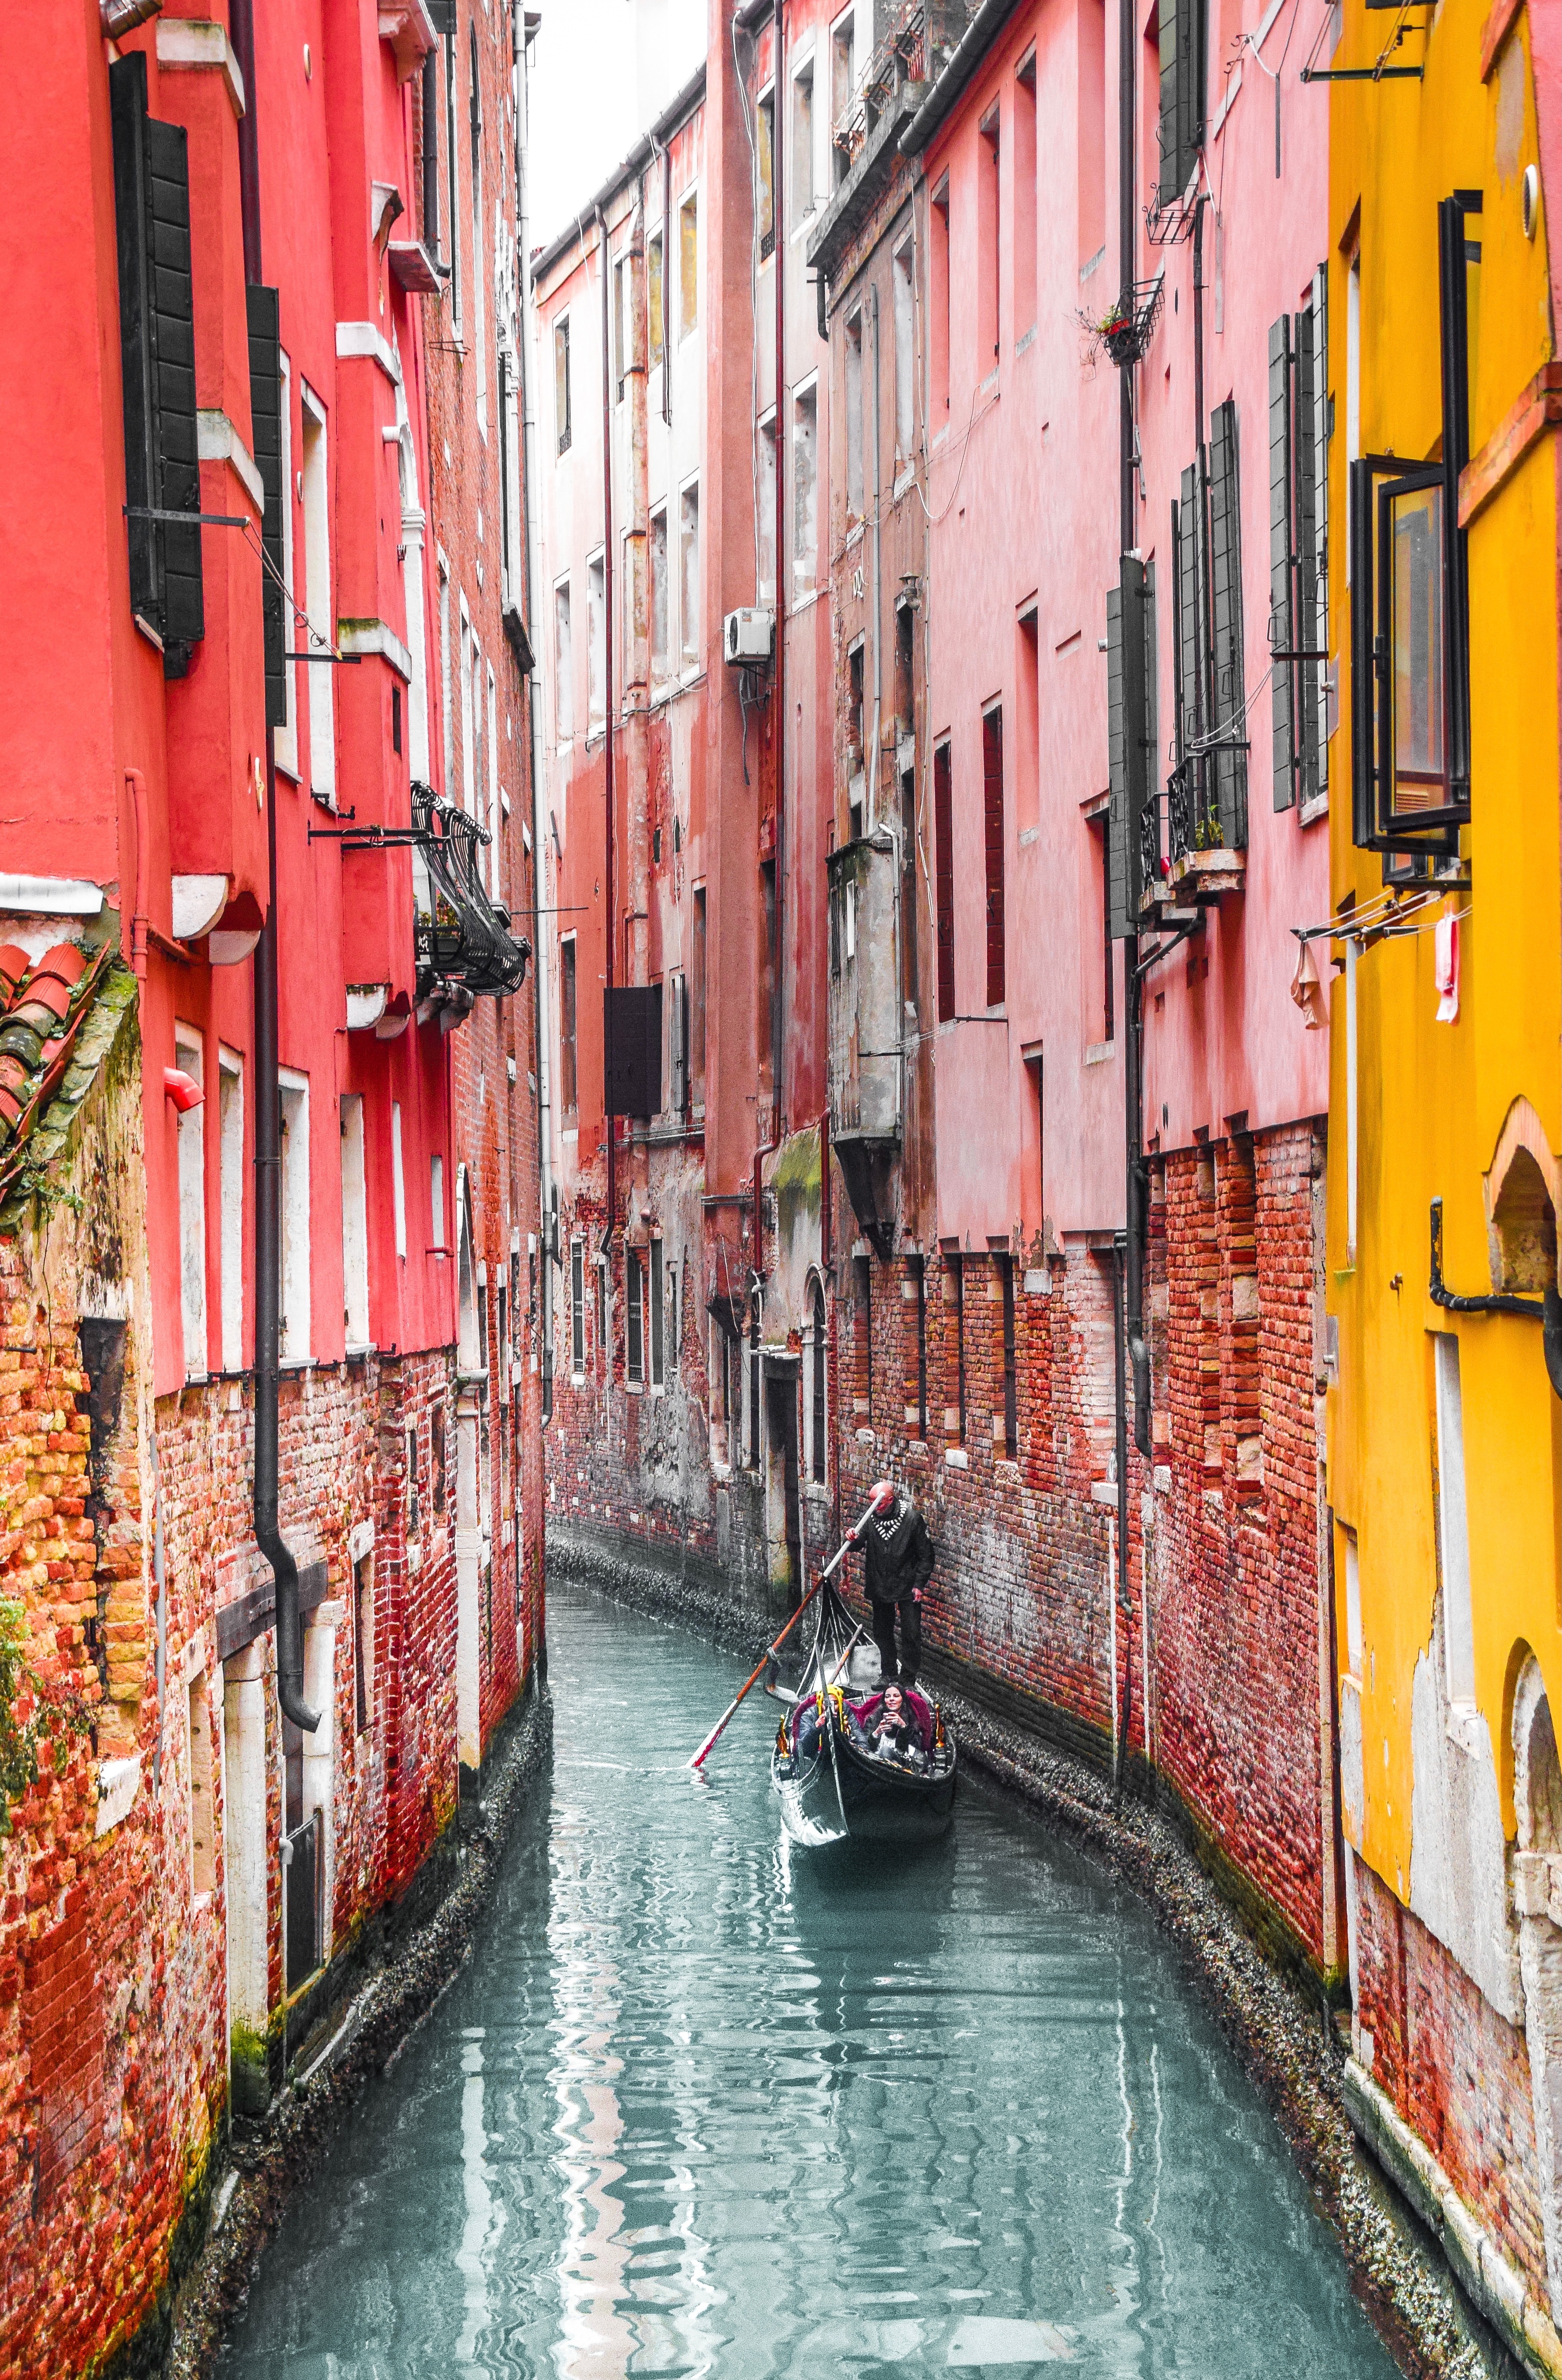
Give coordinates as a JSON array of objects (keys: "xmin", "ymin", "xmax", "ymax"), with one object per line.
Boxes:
[{"xmin": 865, "ymin": 1683, "xmax": 925, "ymax": 1768}]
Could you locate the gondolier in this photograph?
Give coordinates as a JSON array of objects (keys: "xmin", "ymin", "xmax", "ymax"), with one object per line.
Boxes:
[{"xmin": 859, "ymin": 1478, "xmax": 933, "ymax": 1689}]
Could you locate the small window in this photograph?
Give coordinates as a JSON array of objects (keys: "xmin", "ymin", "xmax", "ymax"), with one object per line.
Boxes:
[
  {"xmin": 406, "ymin": 1422, "xmax": 420, "ymax": 1534},
  {"xmin": 613, "ymin": 254, "xmax": 629, "ymax": 400},
  {"xmin": 187, "ymin": 1670, "xmax": 215, "ymax": 1896},
  {"xmin": 791, "ymin": 60, "xmax": 815, "ymax": 227},
  {"xmin": 679, "ymin": 485, "xmax": 700, "ymax": 666},
  {"xmin": 830, "ymin": 11, "xmax": 856, "ymax": 190},
  {"xmin": 570, "ymin": 1237, "xmax": 585, "ymax": 1375},
  {"xmin": 679, "ymin": 193, "xmax": 698, "ymax": 340},
  {"xmin": 758, "ymin": 412, "xmax": 778, "ymax": 600},
  {"xmin": 300, "ymin": 394, "xmax": 333, "ymax": 804},
  {"xmin": 757, "ymin": 89, "xmax": 776, "ymax": 258},
  {"xmin": 554, "ymin": 314, "xmax": 572, "ymax": 452},
  {"xmin": 1014, "ymin": 53, "xmax": 1038, "ymax": 336},
  {"xmin": 430, "ymin": 1150, "xmax": 446, "ymax": 1251},
  {"xmin": 340, "ymin": 1092, "xmax": 368, "ymax": 1349},
  {"xmin": 978, "ymin": 104, "xmax": 1000, "ymax": 367},
  {"xmin": 648, "ymin": 232, "xmax": 665, "ymax": 371},
  {"xmin": 354, "ymin": 1555, "xmax": 373, "ymax": 1735},
  {"xmin": 279, "ymin": 1072, "xmax": 310, "ymax": 1360},
  {"xmin": 844, "ymin": 312, "xmax": 865, "ymax": 522},
  {"xmin": 650, "ymin": 1238, "xmax": 665, "ymax": 1388},
  {"xmin": 933, "ymin": 739, "xmax": 955, "ymax": 1021},
  {"xmin": 391, "ymin": 1101, "xmax": 407, "ymax": 1260},
  {"xmin": 587, "ymin": 552, "xmax": 606, "ymax": 729},
  {"xmin": 930, "ymin": 179, "xmax": 951, "ymax": 418},
  {"xmin": 650, "ymin": 508, "xmax": 669, "ymax": 679},
  {"xmin": 691, "ymin": 888, "xmax": 707, "ymax": 1101},
  {"xmin": 792, "ymin": 383, "xmax": 818, "ymax": 597},
  {"xmin": 893, "ymin": 238, "xmax": 915, "ymax": 463},
  {"xmin": 559, "ymin": 936, "xmax": 578, "ymax": 1118},
  {"xmin": 175, "ymin": 1025, "xmax": 206, "ymax": 1380},
  {"xmin": 983, "ymin": 704, "xmax": 1005, "ymax": 1007},
  {"xmin": 997, "ymin": 1252, "xmax": 1018, "ymax": 1459},
  {"xmin": 627, "ymin": 1247, "xmax": 645, "ymax": 1385},
  {"xmin": 431, "ymin": 1400, "xmax": 446, "ymax": 1511},
  {"xmin": 554, "ymin": 579, "xmax": 574, "ymax": 739},
  {"xmin": 1017, "ymin": 608, "xmax": 1040, "ymax": 832},
  {"xmin": 948, "ymin": 1254, "xmax": 966, "ymax": 1444}
]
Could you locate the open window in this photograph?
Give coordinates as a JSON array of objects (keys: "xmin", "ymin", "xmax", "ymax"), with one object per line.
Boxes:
[{"xmin": 1349, "ymin": 195, "xmax": 1476, "ymax": 854}]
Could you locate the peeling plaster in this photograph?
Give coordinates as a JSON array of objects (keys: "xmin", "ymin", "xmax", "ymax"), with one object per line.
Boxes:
[{"xmin": 1408, "ymin": 1640, "xmax": 1521, "ymax": 2023}]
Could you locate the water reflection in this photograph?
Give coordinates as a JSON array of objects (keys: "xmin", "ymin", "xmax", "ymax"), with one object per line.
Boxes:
[{"xmin": 224, "ymin": 1585, "xmax": 1397, "ymax": 2380}]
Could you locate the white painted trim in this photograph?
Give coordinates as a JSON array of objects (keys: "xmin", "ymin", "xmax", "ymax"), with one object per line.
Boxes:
[
  {"xmin": 335, "ymin": 321, "xmax": 403, "ymax": 386},
  {"xmin": 155, "ymin": 18, "xmax": 245, "ymax": 115},
  {"xmin": 171, "ymin": 875, "xmax": 230, "ymax": 940},
  {"xmin": 196, "ymin": 411, "xmax": 264, "ymax": 513},
  {"xmin": 0, "ymin": 875, "xmax": 103, "ymax": 916}
]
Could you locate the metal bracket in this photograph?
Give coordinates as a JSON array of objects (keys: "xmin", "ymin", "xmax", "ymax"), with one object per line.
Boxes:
[
  {"xmin": 285, "ymin": 650, "xmax": 364, "ymax": 664},
  {"xmin": 1134, "ymin": 912, "xmax": 1206, "ymax": 983},
  {"xmin": 124, "ymin": 505, "xmax": 251, "ymax": 527}
]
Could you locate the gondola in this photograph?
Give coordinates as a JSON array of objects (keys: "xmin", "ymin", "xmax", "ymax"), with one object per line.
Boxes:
[{"xmin": 769, "ymin": 1574, "xmax": 957, "ymax": 1846}]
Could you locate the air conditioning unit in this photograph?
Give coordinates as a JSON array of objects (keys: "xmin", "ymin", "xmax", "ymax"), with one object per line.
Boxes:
[{"xmin": 724, "ymin": 607, "xmax": 774, "ymax": 666}]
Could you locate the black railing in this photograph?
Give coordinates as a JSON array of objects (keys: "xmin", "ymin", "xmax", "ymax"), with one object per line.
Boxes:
[
  {"xmin": 413, "ymin": 782, "xmax": 531, "ymax": 1000},
  {"xmin": 1138, "ymin": 791, "xmax": 1162, "ymax": 904}
]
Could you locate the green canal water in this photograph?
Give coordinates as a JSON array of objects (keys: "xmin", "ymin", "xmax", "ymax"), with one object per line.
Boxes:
[{"xmin": 223, "ymin": 1580, "xmax": 1397, "ymax": 2377}]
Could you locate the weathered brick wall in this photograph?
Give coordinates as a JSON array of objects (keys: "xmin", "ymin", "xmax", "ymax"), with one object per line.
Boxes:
[{"xmin": 1353, "ymin": 1854, "xmax": 1545, "ymax": 2293}]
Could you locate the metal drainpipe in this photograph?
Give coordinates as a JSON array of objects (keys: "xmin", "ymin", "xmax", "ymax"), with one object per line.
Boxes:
[
  {"xmin": 230, "ymin": 0, "xmax": 318, "ymax": 1733},
  {"xmin": 1114, "ymin": 0, "xmax": 1137, "ymax": 1783},
  {"xmin": 868, "ymin": 284, "xmax": 882, "ymax": 837},
  {"xmin": 514, "ymin": 0, "xmax": 553, "ymax": 1457},
  {"xmin": 599, "ymin": 209, "xmax": 617, "ymax": 1254}
]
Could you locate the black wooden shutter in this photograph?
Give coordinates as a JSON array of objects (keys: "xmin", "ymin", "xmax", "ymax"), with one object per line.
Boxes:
[
  {"xmin": 1157, "ymin": 0, "xmax": 1204, "ymax": 206},
  {"xmin": 1269, "ymin": 315, "xmax": 1296, "ymax": 811},
  {"xmin": 1306, "ymin": 264, "xmax": 1329, "ymax": 803},
  {"xmin": 1177, "ymin": 465, "xmax": 1201, "ymax": 764},
  {"xmin": 1143, "ymin": 560, "xmax": 1160, "ymax": 796},
  {"xmin": 1108, "ymin": 563, "xmax": 1148, "ymax": 939},
  {"xmin": 109, "ymin": 54, "xmax": 203, "ymax": 674},
  {"xmin": 1348, "ymin": 456, "xmax": 1378, "ymax": 849},
  {"xmin": 1207, "ymin": 398, "xmax": 1247, "ymax": 848},
  {"xmin": 1294, "ymin": 287, "xmax": 1323, "ymax": 807},
  {"xmin": 247, "ymin": 285, "xmax": 287, "ymax": 727},
  {"xmin": 604, "ymin": 985, "xmax": 663, "ymax": 1116},
  {"xmin": 110, "ymin": 55, "xmax": 160, "ymax": 633},
  {"xmin": 146, "ymin": 116, "xmax": 202, "ymax": 664}
]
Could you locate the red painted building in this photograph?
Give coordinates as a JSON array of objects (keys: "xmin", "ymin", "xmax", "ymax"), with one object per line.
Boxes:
[
  {"xmin": 0, "ymin": 0, "xmax": 540, "ymax": 2368},
  {"xmin": 541, "ymin": 0, "xmax": 1342, "ymax": 2004}
]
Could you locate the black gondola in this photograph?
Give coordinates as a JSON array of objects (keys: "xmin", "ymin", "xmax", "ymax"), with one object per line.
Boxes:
[{"xmin": 769, "ymin": 1575, "xmax": 957, "ymax": 1845}]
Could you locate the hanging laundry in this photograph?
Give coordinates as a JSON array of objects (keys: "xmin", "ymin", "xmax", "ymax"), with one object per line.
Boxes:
[
  {"xmin": 1434, "ymin": 909, "xmax": 1460, "ymax": 1024},
  {"xmin": 1290, "ymin": 936, "xmax": 1328, "ymax": 1030}
]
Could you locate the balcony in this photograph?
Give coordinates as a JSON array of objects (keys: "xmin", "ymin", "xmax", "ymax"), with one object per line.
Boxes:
[
  {"xmin": 1138, "ymin": 764, "xmax": 1246, "ymax": 921},
  {"xmin": 412, "ymin": 785, "xmax": 530, "ymax": 1002},
  {"xmin": 826, "ymin": 827, "xmax": 900, "ymax": 1255}
]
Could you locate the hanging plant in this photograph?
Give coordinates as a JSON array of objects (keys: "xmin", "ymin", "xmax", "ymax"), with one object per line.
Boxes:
[
  {"xmin": 1078, "ymin": 279, "xmax": 1166, "ymax": 368},
  {"xmin": 0, "ymin": 1599, "xmax": 91, "ymax": 1837}
]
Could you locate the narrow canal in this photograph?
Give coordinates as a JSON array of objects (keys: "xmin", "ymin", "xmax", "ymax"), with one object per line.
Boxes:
[{"xmin": 225, "ymin": 1582, "xmax": 1398, "ymax": 2377}]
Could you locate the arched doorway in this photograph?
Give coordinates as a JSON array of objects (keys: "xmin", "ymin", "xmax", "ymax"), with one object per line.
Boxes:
[{"xmin": 1513, "ymin": 1654, "xmax": 1562, "ymax": 2313}]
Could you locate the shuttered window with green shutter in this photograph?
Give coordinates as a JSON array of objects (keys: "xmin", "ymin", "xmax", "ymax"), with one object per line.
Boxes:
[
  {"xmin": 1207, "ymin": 398, "xmax": 1247, "ymax": 849},
  {"xmin": 247, "ymin": 286, "xmax": 287, "ymax": 728},
  {"xmin": 1269, "ymin": 315, "xmax": 1296, "ymax": 811},
  {"xmin": 1157, "ymin": 0, "xmax": 1205, "ymax": 208}
]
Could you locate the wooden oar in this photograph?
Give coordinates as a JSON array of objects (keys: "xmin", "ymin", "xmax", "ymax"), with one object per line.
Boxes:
[
  {"xmin": 686, "ymin": 1496, "xmax": 883, "ymax": 1771},
  {"xmin": 687, "ymin": 1585, "xmax": 821, "ymax": 1771}
]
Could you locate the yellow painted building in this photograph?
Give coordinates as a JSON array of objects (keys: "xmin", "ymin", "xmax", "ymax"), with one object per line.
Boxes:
[{"xmin": 1324, "ymin": 0, "xmax": 1562, "ymax": 2351}]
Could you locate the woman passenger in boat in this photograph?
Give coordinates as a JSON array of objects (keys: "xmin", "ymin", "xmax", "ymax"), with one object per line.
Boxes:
[{"xmin": 866, "ymin": 1683, "xmax": 925, "ymax": 1768}]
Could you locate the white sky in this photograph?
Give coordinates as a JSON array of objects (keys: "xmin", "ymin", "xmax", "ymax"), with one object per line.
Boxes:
[{"xmin": 528, "ymin": 0, "xmax": 706, "ymax": 256}]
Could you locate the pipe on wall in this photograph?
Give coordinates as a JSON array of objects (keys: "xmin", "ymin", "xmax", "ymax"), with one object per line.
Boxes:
[
  {"xmin": 230, "ymin": 0, "xmax": 318, "ymax": 1734},
  {"xmin": 599, "ymin": 209, "xmax": 618, "ymax": 1255},
  {"xmin": 1115, "ymin": 0, "xmax": 1139, "ymax": 1777}
]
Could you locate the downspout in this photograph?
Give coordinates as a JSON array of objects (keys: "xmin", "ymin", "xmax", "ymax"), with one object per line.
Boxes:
[
  {"xmin": 868, "ymin": 284, "xmax": 883, "ymax": 835},
  {"xmin": 230, "ymin": 0, "xmax": 318, "ymax": 1732},
  {"xmin": 1114, "ymin": 0, "xmax": 1137, "ymax": 1784},
  {"xmin": 599, "ymin": 210, "xmax": 617, "ymax": 1251},
  {"xmin": 124, "ymin": 767, "xmax": 149, "ymax": 984},
  {"xmin": 514, "ymin": 3, "xmax": 553, "ymax": 1435}
]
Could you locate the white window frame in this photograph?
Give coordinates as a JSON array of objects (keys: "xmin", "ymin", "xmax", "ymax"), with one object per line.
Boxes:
[
  {"xmin": 790, "ymin": 48, "xmax": 818, "ymax": 233},
  {"xmin": 278, "ymin": 1067, "xmax": 311, "ymax": 1363},
  {"xmin": 391, "ymin": 1101, "xmax": 407, "ymax": 1261},
  {"xmin": 275, "ymin": 351, "xmax": 298, "ymax": 775},
  {"xmin": 431, "ymin": 1150, "xmax": 446, "ymax": 1251},
  {"xmin": 299, "ymin": 382, "xmax": 334, "ymax": 805},
  {"xmin": 677, "ymin": 184, "xmax": 700, "ymax": 344},
  {"xmin": 175, "ymin": 1023, "xmax": 206, "ymax": 1380},
  {"xmin": 217, "ymin": 1045, "xmax": 243, "ymax": 1374},
  {"xmin": 340, "ymin": 1092, "xmax": 369, "ymax": 1352},
  {"xmin": 586, "ymin": 547, "xmax": 606, "ymax": 732},
  {"xmin": 678, "ymin": 479, "xmax": 700, "ymax": 672},
  {"xmin": 553, "ymin": 575, "xmax": 574, "ymax": 743},
  {"xmin": 792, "ymin": 374, "xmax": 820, "ymax": 603}
]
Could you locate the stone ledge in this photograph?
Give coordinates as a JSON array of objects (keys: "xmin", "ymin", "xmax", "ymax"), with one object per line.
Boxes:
[{"xmin": 1344, "ymin": 2055, "xmax": 1562, "ymax": 2379}]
